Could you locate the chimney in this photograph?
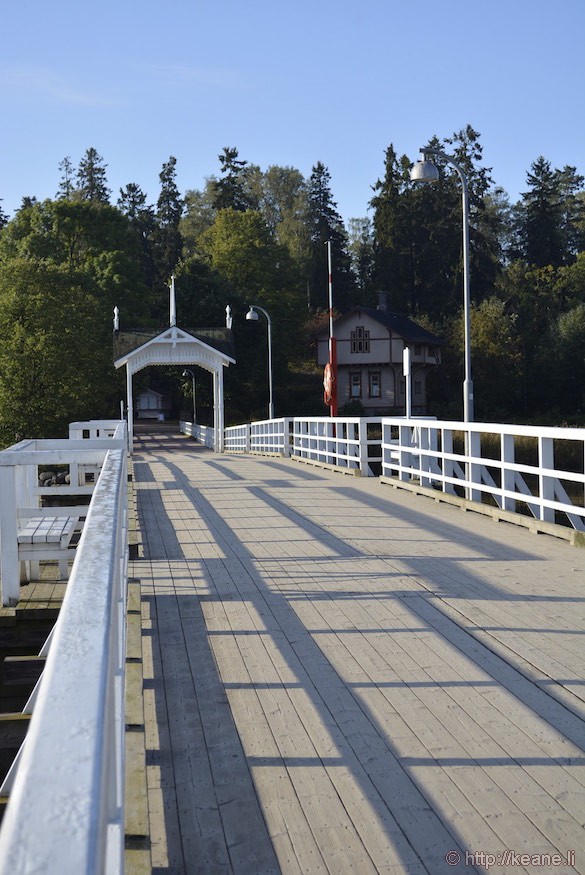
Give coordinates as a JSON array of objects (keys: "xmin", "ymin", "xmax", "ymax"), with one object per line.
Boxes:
[{"xmin": 377, "ymin": 291, "xmax": 389, "ymax": 312}]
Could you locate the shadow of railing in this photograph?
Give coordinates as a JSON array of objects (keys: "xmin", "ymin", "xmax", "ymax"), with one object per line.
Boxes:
[{"xmin": 133, "ymin": 434, "xmax": 585, "ymax": 873}]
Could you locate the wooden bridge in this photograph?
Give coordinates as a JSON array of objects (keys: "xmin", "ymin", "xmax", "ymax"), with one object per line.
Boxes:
[{"xmin": 125, "ymin": 428, "xmax": 585, "ymax": 874}]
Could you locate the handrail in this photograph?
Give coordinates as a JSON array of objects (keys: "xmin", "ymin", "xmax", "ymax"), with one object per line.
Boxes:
[
  {"xmin": 181, "ymin": 415, "xmax": 585, "ymax": 533},
  {"xmin": 69, "ymin": 420, "xmax": 125, "ymax": 440},
  {"xmin": 0, "ymin": 435, "xmax": 128, "ymax": 873},
  {"xmin": 0, "ymin": 422, "xmax": 127, "ymax": 605},
  {"xmin": 224, "ymin": 418, "xmax": 293, "ymax": 455},
  {"xmin": 381, "ymin": 417, "xmax": 585, "ymax": 533},
  {"xmin": 291, "ymin": 416, "xmax": 383, "ymax": 476},
  {"xmin": 179, "ymin": 420, "xmax": 215, "ymax": 448}
]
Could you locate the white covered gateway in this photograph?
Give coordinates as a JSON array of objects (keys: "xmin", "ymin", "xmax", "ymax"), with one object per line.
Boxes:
[{"xmin": 113, "ymin": 280, "xmax": 235, "ymax": 452}]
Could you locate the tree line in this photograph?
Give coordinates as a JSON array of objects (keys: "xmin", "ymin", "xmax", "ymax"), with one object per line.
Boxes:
[{"xmin": 0, "ymin": 125, "xmax": 583, "ymax": 444}]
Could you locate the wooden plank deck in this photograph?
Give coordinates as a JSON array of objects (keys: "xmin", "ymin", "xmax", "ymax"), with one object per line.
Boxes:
[{"xmin": 129, "ymin": 430, "xmax": 585, "ymax": 875}]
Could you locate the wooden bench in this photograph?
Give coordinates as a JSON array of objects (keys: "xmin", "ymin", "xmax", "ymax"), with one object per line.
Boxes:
[{"xmin": 17, "ymin": 511, "xmax": 82, "ymax": 582}]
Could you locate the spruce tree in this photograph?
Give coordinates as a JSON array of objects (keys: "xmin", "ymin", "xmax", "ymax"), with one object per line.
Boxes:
[
  {"xmin": 118, "ymin": 182, "xmax": 148, "ymax": 219},
  {"xmin": 118, "ymin": 183, "xmax": 157, "ymax": 292},
  {"xmin": 516, "ymin": 157, "xmax": 565, "ymax": 268},
  {"xmin": 57, "ymin": 156, "xmax": 76, "ymax": 199},
  {"xmin": 347, "ymin": 218, "xmax": 375, "ymax": 305},
  {"xmin": 370, "ymin": 145, "xmax": 414, "ymax": 313},
  {"xmin": 212, "ymin": 147, "xmax": 256, "ymax": 212},
  {"xmin": 152, "ymin": 157, "xmax": 184, "ymax": 313},
  {"xmin": 306, "ymin": 162, "xmax": 355, "ymax": 311},
  {"xmin": 371, "ymin": 128, "xmax": 499, "ymax": 322},
  {"xmin": 76, "ymin": 148, "xmax": 111, "ymax": 203},
  {"xmin": 556, "ymin": 165, "xmax": 585, "ymax": 261}
]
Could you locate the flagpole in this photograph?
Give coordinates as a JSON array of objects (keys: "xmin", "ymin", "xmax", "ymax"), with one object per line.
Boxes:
[{"xmin": 327, "ymin": 240, "xmax": 338, "ymax": 416}]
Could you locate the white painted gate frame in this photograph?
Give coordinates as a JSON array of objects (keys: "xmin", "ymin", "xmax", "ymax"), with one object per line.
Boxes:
[{"xmin": 114, "ymin": 326, "xmax": 235, "ymax": 453}]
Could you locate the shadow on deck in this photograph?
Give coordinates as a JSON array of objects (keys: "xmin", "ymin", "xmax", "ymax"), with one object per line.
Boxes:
[{"xmin": 130, "ymin": 430, "xmax": 585, "ymax": 875}]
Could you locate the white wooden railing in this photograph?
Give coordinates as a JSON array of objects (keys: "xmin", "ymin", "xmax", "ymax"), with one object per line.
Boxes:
[
  {"xmin": 181, "ymin": 415, "xmax": 585, "ymax": 534},
  {"xmin": 0, "ymin": 425, "xmax": 127, "ymax": 605},
  {"xmin": 0, "ymin": 421, "xmax": 128, "ymax": 874},
  {"xmin": 291, "ymin": 417, "xmax": 382, "ymax": 475},
  {"xmin": 179, "ymin": 420, "xmax": 215, "ymax": 448},
  {"xmin": 223, "ymin": 422, "xmax": 250, "ymax": 452},
  {"xmin": 183, "ymin": 417, "xmax": 383, "ymax": 475},
  {"xmin": 381, "ymin": 417, "xmax": 585, "ymax": 533},
  {"xmin": 224, "ymin": 418, "xmax": 293, "ymax": 455},
  {"xmin": 69, "ymin": 420, "xmax": 124, "ymax": 441}
]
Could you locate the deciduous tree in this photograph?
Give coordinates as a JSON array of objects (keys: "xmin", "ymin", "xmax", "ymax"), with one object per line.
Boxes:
[{"xmin": 0, "ymin": 259, "xmax": 117, "ymax": 445}]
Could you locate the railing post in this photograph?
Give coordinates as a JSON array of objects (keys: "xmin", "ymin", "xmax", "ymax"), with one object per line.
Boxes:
[
  {"xmin": 0, "ymin": 466, "xmax": 20, "ymax": 605},
  {"xmin": 467, "ymin": 430, "xmax": 482, "ymax": 502},
  {"xmin": 419, "ymin": 426, "xmax": 433, "ymax": 488},
  {"xmin": 538, "ymin": 436, "xmax": 555, "ymax": 522},
  {"xmin": 501, "ymin": 433, "xmax": 516, "ymax": 512},
  {"xmin": 440, "ymin": 427, "xmax": 454, "ymax": 494},
  {"xmin": 398, "ymin": 424, "xmax": 412, "ymax": 482},
  {"xmin": 358, "ymin": 419, "xmax": 369, "ymax": 475},
  {"xmin": 283, "ymin": 418, "xmax": 292, "ymax": 457}
]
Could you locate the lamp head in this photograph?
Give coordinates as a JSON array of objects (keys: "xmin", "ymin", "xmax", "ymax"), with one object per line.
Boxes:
[
  {"xmin": 410, "ymin": 152, "xmax": 440, "ymax": 184},
  {"xmin": 246, "ymin": 306, "xmax": 259, "ymax": 321}
]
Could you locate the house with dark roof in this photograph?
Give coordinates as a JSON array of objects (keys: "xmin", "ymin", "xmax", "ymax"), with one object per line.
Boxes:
[{"xmin": 317, "ymin": 297, "xmax": 443, "ymax": 414}]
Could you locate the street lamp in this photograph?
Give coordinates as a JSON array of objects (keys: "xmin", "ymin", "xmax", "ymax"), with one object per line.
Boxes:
[
  {"xmin": 182, "ymin": 369, "xmax": 196, "ymax": 424},
  {"xmin": 246, "ymin": 305, "xmax": 274, "ymax": 419},
  {"xmin": 410, "ymin": 147, "xmax": 474, "ymax": 422}
]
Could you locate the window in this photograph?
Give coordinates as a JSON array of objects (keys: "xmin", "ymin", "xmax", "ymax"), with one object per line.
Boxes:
[
  {"xmin": 351, "ymin": 326, "xmax": 370, "ymax": 353},
  {"xmin": 369, "ymin": 372, "xmax": 381, "ymax": 398},
  {"xmin": 414, "ymin": 380, "xmax": 422, "ymax": 396},
  {"xmin": 350, "ymin": 372, "xmax": 362, "ymax": 398},
  {"xmin": 414, "ymin": 344, "xmax": 422, "ymax": 356}
]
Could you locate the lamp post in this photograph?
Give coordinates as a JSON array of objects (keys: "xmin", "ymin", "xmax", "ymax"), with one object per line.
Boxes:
[
  {"xmin": 182, "ymin": 369, "xmax": 196, "ymax": 424},
  {"xmin": 410, "ymin": 147, "xmax": 474, "ymax": 422},
  {"xmin": 246, "ymin": 305, "xmax": 274, "ymax": 419}
]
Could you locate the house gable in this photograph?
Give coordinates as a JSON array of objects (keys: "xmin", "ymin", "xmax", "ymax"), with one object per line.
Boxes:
[
  {"xmin": 317, "ymin": 308, "xmax": 442, "ymax": 367},
  {"xmin": 317, "ymin": 307, "xmax": 443, "ymax": 414}
]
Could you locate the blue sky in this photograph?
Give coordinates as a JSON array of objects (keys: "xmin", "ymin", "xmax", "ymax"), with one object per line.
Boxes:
[{"xmin": 2, "ymin": 0, "xmax": 584, "ymax": 223}]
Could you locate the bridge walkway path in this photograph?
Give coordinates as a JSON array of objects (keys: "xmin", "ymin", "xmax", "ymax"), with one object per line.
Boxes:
[{"xmin": 129, "ymin": 429, "xmax": 585, "ymax": 875}]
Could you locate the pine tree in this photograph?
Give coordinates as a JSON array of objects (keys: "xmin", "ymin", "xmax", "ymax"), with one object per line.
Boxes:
[
  {"xmin": 515, "ymin": 159, "xmax": 584, "ymax": 268},
  {"xmin": 118, "ymin": 183, "xmax": 157, "ymax": 291},
  {"xmin": 157, "ymin": 157, "xmax": 183, "ymax": 229},
  {"xmin": 212, "ymin": 147, "xmax": 256, "ymax": 212},
  {"xmin": 118, "ymin": 183, "xmax": 148, "ymax": 219},
  {"xmin": 370, "ymin": 145, "xmax": 414, "ymax": 313},
  {"xmin": 76, "ymin": 148, "xmax": 111, "ymax": 203},
  {"xmin": 57, "ymin": 156, "xmax": 76, "ymax": 199},
  {"xmin": 152, "ymin": 157, "xmax": 184, "ymax": 310},
  {"xmin": 371, "ymin": 129, "xmax": 500, "ymax": 322},
  {"xmin": 347, "ymin": 218, "xmax": 374, "ymax": 305},
  {"xmin": 556, "ymin": 165, "xmax": 585, "ymax": 260},
  {"xmin": 516, "ymin": 157, "xmax": 563, "ymax": 267},
  {"xmin": 306, "ymin": 162, "xmax": 355, "ymax": 310}
]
